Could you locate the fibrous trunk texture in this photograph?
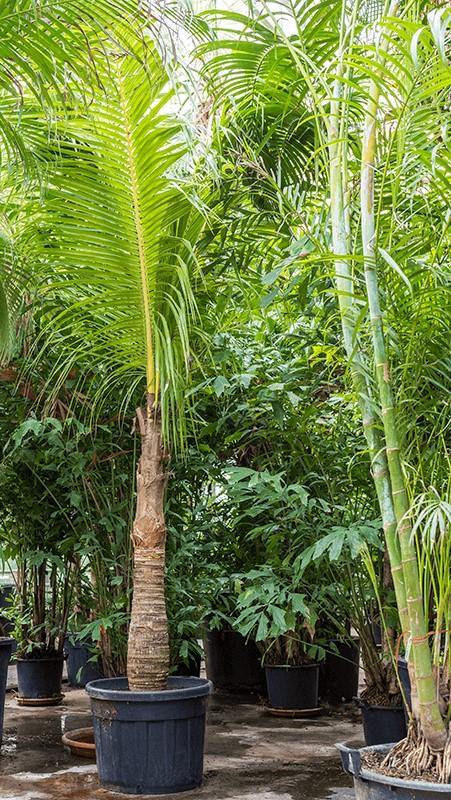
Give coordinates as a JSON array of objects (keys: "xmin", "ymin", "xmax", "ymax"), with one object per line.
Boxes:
[{"xmin": 127, "ymin": 406, "xmax": 169, "ymax": 691}]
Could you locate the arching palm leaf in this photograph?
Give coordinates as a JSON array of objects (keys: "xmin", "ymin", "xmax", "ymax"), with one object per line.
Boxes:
[{"xmin": 33, "ymin": 48, "xmax": 205, "ymax": 445}]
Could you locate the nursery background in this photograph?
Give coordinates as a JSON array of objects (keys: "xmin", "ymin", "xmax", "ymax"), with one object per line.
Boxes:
[{"xmin": 0, "ymin": 0, "xmax": 449, "ymax": 798}]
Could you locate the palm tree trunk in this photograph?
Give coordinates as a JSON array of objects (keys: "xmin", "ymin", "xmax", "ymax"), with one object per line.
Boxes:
[
  {"xmin": 127, "ymin": 404, "xmax": 169, "ymax": 691},
  {"xmin": 360, "ymin": 3, "xmax": 446, "ymax": 750}
]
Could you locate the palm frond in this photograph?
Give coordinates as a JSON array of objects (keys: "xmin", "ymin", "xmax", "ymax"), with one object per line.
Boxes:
[{"xmin": 34, "ymin": 47, "xmax": 206, "ymax": 447}]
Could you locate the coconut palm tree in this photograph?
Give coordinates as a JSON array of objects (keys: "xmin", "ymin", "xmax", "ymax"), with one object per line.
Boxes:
[{"xmin": 196, "ymin": 0, "xmax": 451, "ymax": 780}]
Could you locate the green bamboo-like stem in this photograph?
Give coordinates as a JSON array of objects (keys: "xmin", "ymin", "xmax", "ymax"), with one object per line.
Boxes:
[
  {"xmin": 327, "ymin": 9, "xmax": 410, "ymax": 649},
  {"xmin": 359, "ymin": 1, "xmax": 446, "ymax": 750}
]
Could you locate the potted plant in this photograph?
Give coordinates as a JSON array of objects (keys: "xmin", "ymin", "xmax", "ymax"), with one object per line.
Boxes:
[
  {"xmin": 201, "ymin": 574, "xmax": 267, "ymax": 693},
  {"xmin": 0, "ymin": 418, "xmax": 85, "ymax": 705},
  {"xmin": 14, "ymin": 40, "xmax": 213, "ymax": 794},
  {"xmin": 0, "ymin": 635, "xmax": 13, "ymax": 747},
  {"xmin": 63, "ymin": 420, "xmax": 137, "ymax": 684},
  {"xmin": 235, "ymin": 567, "xmax": 326, "ymax": 712},
  {"xmin": 300, "ymin": 518, "xmax": 407, "ymax": 742}
]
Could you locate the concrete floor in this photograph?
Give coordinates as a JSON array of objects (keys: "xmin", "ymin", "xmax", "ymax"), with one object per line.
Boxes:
[{"xmin": 0, "ymin": 685, "xmax": 363, "ymax": 799}]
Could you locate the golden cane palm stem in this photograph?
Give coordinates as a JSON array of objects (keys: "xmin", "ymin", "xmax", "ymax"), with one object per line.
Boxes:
[
  {"xmin": 359, "ymin": 1, "xmax": 446, "ymax": 750},
  {"xmin": 328, "ymin": 63, "xmax": 410, "ymax": 645}
]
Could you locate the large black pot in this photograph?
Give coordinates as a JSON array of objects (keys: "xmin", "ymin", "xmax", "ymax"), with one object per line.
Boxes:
[
  {"xmin": 0, "ymin": 638, "xmax": 13, "ymax": 747},
  {"xmin": 16, "ymin": 655, "xmax": 64, "ymax": 705},
  {"xmin": 337, "ymin": 741, "xmax": 451, "ymax": 799},
  {"xmin": 319, "ymin": 638, "xmax": 360, "ymax": 703},
  {"xmin": 265, "ymin": 664, "xmax": 319, "ymax": 710},
  {"xmin": 358, "ymin": 698, "xmax": 407, "ymax": 746},
  {"xmin": 64, "ymin": 635, "xmax": 103, "ymax": 688},
  {"xmin": 204, "ymin": 629, "xmax": 266, "ymax": 693},
  {"xmin": 86, "ymin": 676, "xmax": 211, "ymax": 795}
]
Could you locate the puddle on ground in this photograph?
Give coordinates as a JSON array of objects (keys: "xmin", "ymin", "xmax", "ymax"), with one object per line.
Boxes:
[
  {"xmin": 275, "ymin": 761, "xmax": 354, "ymax": 800},
  {"xmin": 1, "ymin": 712, "xmax": 91, "ymax": 775}
]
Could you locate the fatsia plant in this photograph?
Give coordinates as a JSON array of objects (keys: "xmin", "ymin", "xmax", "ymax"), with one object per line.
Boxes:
[
  {"xmin": 23, "ymin": 45, "xmax": 207, "ymax": 691},
  {"xmin": 197, "ymin": 0, "xmax": 451, "ymax": 781}
]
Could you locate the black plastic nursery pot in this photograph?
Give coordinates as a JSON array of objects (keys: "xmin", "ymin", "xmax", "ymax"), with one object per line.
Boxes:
[
  {"xmin": 397, "ymin": 657, "xmax": 412, "ymax": 711},
  {"xmin": 64, "ymin": 635, "xmax": 103, "ymax": 688},
  {"xmin": 16, "ymin": 655, "xmax": 64, "ymax": 706},
  {"xmin": 337, "ymin": 742, "xmax": 451, "ymax": 799},
  {"xmin": 86, "ymin": 676, "xmax": 212, "ymax": 795},
  {"xmin": 204, "ymin": 629, "xmax": 266, "ymax": 693},
  {"xmin": 357, "ymin": 698, "xmax": 407, "ymax": 746},
  {"xmin": 0, "ymin": 638, "xmax": 13, "ymax": 746},
  {"xmin": 265, "ymin": 663, "xmax": 319, "ymax": 710},
  {"xmin": 0, "ymin": 585, "xmax": 15, "ymax": 639},
  {"xmin": 319, "ymin": 638, "xmax": 360, "ymax": 703}
]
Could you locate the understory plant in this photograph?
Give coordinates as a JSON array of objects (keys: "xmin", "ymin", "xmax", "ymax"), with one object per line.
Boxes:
[
  {"xmin": 198, "ymin": 0, "xmax": 450, "ymax": 779},
  {"xmin": 0, "ymin": 417, "xmax": 82, "ymax": 657},
  {"xmin": 234, "ymin": 566, "xmax": 327, "ymax": 666},
  {"xmin": 299, "ymin": 518, "xmax": 402, "ymax": 704}
]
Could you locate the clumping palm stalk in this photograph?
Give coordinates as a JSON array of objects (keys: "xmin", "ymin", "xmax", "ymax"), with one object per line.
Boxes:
[
  {"xmin": 327, "ymin": 0, "xmax": 450, "ymax": 780},
  {"xmin": 195, "ymin": 0, "xmax": 450, "ymax": 782}
]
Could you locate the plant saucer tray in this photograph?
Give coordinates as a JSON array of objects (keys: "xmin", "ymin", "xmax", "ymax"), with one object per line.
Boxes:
[
  {"xmin": 16, "ymin": 693, "xmax": 64, "ymax": 707},
  {"xmin": 265, "ymin": 705, "xmax": 323, "ymax": 718},
  {"xmin": 62, "ymin": 727, "xmax": 96, "ymax": 759}
]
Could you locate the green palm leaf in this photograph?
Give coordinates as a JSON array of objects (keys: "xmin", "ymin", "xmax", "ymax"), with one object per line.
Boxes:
[{"xmin": 37, "ymin": 47, "xmax": 205, "ymax": 445}]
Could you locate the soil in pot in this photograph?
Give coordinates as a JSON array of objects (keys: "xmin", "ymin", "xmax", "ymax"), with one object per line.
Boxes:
[
  {"xmin": 204, "ymin": 629, "xmax": 266, "ymax": 693},
  {"xmin": 16, "ymin": 653, "xmax": 64, "ymax": 706},
  {"xmin": 0, "ymin": 638, "xmax": 13, "ymax": 747},
  {"xmin": 338, "ymin": 741, "xmax": 451, "ymax": 799},
  {"xmin": 319, "ymin": 638, "xmax": 360, "ymax": 703},
  {"xmin": 86, "ymin": 675, "xmax": 211, "ymax": 795},
  {"xmin": 265, "ymin": 663, "xmax": 320, "ymax": 710},
  {"xmin": 358, "ymin": 698, "xmax": 407, "ymax": 746},
  {"xmin": 64, "ymin": 635, "xmax": 103, "ymax": 688}
]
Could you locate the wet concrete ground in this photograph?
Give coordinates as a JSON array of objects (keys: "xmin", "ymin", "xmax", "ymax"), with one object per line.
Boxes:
[{"xmin": 0, "ymin": 685, "xmax": 362, "ymax": 799}]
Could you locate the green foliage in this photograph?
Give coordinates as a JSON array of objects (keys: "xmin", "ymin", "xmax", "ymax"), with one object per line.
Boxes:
[{"xmin": 233, "ymin": 565, "xmax": 327, "ymax": 666}]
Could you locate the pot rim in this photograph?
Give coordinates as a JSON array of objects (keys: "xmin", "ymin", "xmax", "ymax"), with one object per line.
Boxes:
[
  {"xmin": 337, "ymin": 742, "xmax": 451, "ymax": 793},
  {"xmin": 86, "ymin": 675, "xmax": 212, "ymax": 702},
  {"xmin": 356, "ymin": 697, "xmax": 404, "ymax": 711},
  {"xmin": 15, "ymin": 655, "xmax": 64, "ymax": 663},
  {"xmin": 265, "ymin": 663, "xmax": 319, "ymax": 670},
  {"xmin": 0, "ymin": 637, "xmax": 15, "ymax": 646}
]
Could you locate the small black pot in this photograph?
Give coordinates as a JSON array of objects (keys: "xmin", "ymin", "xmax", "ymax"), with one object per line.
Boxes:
[
  {"xmin": 397, "ymin": 656, "xmax": 412, "ymax": 711},
  {"xmin": 64, "ymin": 635, "xmax": 103, "ymax": 688},
  {"xmin": 265, "ymin": 664, "xmax": 319, "ymax": 710},
  {"xmin": 16, "ymin": 655, "xmax": 64, "ymax": 705},
  {"xmin": 319, "ymin": 638, "xmax": 360, "ymax": 703},
  {"xmin": 0, "ymin": 585, "xmax": 15, "ymax": 639},
  {"xmin": 86, "ymin": 676, "xmax": 211, "ymax": 795},
  {"xmin": 0, "ymin": 638, "xmax": 13, "ymax": 746},
  {"xmin": 358, "ymin": 699, "xmax": 407, "ymax": 746},
  {"xmin": 338, "ymin": 741, "xmax": 451, "ymax": 798},
  {"xmin": 204, "ymin": 629, "xmax": 266, "ymax": 693}
]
